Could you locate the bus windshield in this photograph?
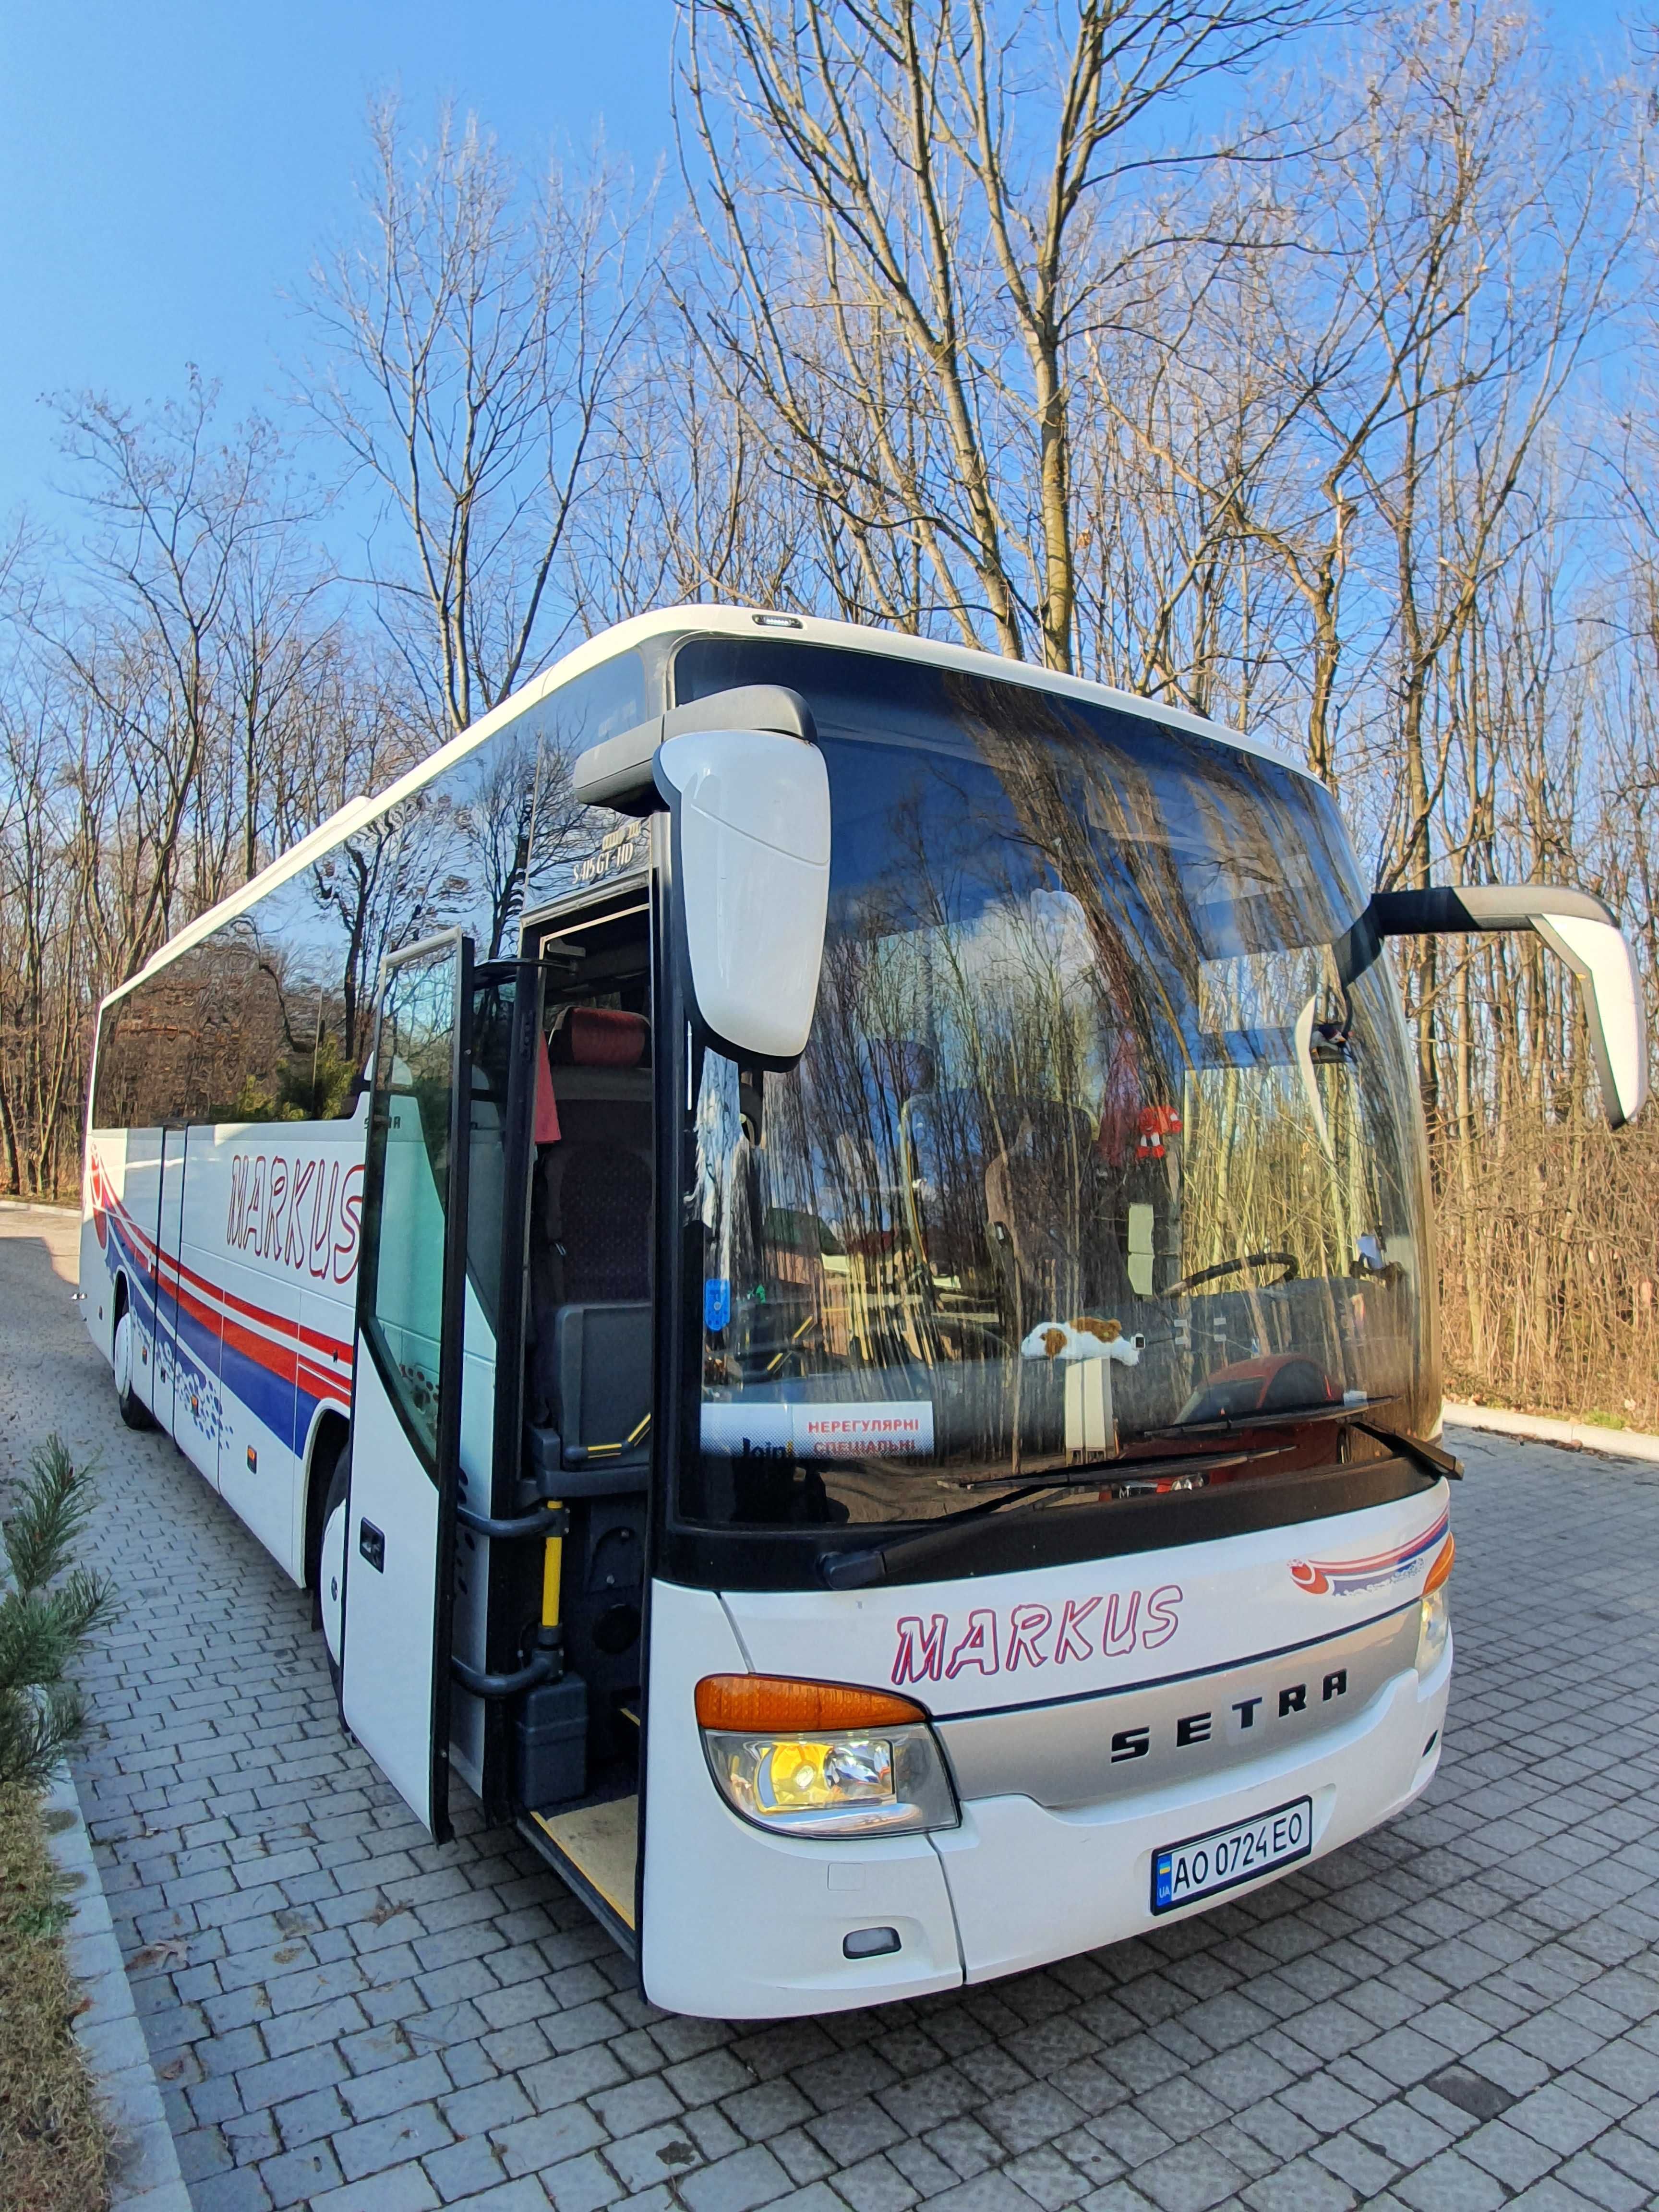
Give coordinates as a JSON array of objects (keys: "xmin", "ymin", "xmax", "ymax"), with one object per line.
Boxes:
[{"xmin": 678, "ymin": 642, "xmax": 1434, "ymax": 1531}]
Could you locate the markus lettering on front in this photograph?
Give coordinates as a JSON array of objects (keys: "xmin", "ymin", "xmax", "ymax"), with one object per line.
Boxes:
[{"xmin": 891, "ymin": 1587, "xmax": 1182, "ymax": 1684}]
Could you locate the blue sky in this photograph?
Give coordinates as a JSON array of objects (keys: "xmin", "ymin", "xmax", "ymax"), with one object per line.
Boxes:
[
  {"xmin": 0, "ymin": 0, "xmax": 1638, "ymax": 541},
  {"xmin": 0, "ymin": 0, "xmax": 677, "ymax": 530}
]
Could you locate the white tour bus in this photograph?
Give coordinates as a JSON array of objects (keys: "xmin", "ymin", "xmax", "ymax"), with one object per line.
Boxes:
[{"xmin": 81, "ymin": 606, "xmax": 1648, "ymax": 2017}]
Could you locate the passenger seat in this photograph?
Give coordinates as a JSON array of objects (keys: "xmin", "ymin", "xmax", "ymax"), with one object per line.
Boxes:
[{"xmin": 528, "ymin": 1008, "xmax": 653, "ymax": 1490}]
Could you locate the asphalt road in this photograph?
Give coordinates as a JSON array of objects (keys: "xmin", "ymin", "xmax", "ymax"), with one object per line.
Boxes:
[{"xmin": 4, "ymin": 1204, "xmax": 1659, "ymax": 2212}]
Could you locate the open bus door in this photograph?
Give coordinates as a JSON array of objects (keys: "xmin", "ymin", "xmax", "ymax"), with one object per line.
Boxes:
[{"xmin": 340, "ymin": 933, "xmax": 474, "ymax": 1840}]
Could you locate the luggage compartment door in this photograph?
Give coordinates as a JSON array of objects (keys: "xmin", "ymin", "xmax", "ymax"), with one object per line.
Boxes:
[{"xmin": 341, "ymin": 932, "xmax": 474, "ymax": 1840}]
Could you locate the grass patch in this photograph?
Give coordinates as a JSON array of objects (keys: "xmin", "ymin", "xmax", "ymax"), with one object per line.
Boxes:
[{"xmin": 0, "ymin": 1780, "xmax": 109, "ymax": 2212}]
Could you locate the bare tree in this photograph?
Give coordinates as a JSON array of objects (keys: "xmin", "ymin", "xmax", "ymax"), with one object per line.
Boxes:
[
  {"xmin": 301, "ymin": 98, "xmax": 654, "ymax": 735},
  {"xmin": 682, "ymin": 0, "xmax": 1325, "ymax": 670},
  {"xmin": 0, "ymin": 386, "xmax": 405, "ymax": 1191},
  {"xmin": 44, "ymin": 377, "xmax": 318, "ymax": 974}
]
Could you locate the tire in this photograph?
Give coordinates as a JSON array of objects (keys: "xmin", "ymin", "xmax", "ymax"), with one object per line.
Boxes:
[
  {"xmin": 319, "ymin": 1447, "xmax": 350, "ymax": 1710},
  {"xmin": 113, "ymin": 1302, "xmax": 156, "ymax": 1431}
]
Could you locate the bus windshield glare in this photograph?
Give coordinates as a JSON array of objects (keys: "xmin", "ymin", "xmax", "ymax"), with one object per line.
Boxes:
[{"xmin": 679, "ymin": 644, "xmax": 1434, "ymax": 1530}]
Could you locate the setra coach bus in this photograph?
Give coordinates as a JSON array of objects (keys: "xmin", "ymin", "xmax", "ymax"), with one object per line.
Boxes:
[{"xmin": 80, "ymin": 606, "xmax": 1648, "ymax": 2016}]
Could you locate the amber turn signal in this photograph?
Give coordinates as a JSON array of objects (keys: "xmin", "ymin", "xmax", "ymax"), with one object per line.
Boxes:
[
  {"xmin": 695, "ymin": 1674, "xmax": 927, "ymax": 1732},
  {"xmin": 1424, "ymin": 1535, "xmax": 1455, "ymax": 1594}
]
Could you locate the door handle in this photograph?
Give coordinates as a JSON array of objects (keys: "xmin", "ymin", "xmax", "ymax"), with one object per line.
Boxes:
[
  {"xmin": 450, "ymin": 1646, "xmax": 560, "ymax": 1698},
  {"xmin": 456, "ymin": 1503, "xmax": 568, "ymax": 1541}
]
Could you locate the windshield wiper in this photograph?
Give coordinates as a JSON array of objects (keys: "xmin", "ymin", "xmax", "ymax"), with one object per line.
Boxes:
[
  {"xmin": 818, "ymin": 1414, "xmax": 1461, "ymax": 1590},
  {"xmin": 1350, "ymin": 1421, "xmax": 1462, "ymax": 1481},
  {"xmin": 821, "ymin": 1446, "xmax": 1294, "ymax": 1589},
  {"xmin": 1148, "ymin": 1394, "xmax": 1393, "ymax": 1439},
  {"xmin": 815, "ymin": 1479, "xmax": 1053, "ymax": 1587},
  {"xmin": 1150, "ymin": 1398, "xmax": 1461, "ymax": 1480},
  {"xmin": 941, "ymin": 1444, "xmax": 1282, "ymax": 1491}
]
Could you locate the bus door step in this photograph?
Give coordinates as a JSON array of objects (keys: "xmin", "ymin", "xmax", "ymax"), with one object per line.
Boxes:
[{"xmin": 525, "ymin": 1795, "xmax": 638, "ymax": 1948}]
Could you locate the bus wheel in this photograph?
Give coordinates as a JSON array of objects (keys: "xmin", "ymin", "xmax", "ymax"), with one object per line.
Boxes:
[
  {"xmin": 319, "ymin": 1449, "xmax": 349, "ymax": 1709},
  {"xmin": 113, "ymin": 1302, "xmax": 155, "ymax": 1431}
]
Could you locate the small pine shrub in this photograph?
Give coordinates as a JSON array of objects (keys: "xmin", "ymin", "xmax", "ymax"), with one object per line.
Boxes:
[{"xmin": 0, "ymin": 1438, "xmax": 119, "ymax": 1790}]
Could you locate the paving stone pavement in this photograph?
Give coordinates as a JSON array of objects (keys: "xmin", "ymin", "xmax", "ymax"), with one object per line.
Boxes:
[{"xmin": 5, "ymin": 1205, "xmax": 1659, "ymax": 2212}]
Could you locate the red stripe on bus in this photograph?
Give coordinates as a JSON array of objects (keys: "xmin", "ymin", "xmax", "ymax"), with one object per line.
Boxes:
[
  {"xmin": 163, "ymin": 1239, "xmax": 352, "ymax": 1362},
  {"xmin": 101, "ymin": 1176, "xmax": 353, "ymax": 1366},
  {"xmin": 171, "ymin": 1266, "xmax": 347, "ymax": 1410},
  {"xmin": 222, "ymin": 1310, "xmax": 297, "ymax": 1383}
]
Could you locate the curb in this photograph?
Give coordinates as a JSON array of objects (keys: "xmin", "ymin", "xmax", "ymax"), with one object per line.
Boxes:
[
  {"xmin": 43, "ymin": 1766, "xmax": 190, "ymax": 2212},
  {"xmin": 1443, "ymin": 1400, "xmax": 1659, "ymax": 1466}
]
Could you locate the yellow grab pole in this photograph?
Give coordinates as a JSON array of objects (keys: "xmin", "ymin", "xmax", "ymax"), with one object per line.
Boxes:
[{"xmin": 541, "ymin": 1501, "xmax": 564, "ymax": 1630}]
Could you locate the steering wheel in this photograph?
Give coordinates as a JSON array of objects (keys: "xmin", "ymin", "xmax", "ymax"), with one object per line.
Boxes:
[{"xmin": 1163, "ymin": 1250, "xmax": 1299, "ymax": 1298}]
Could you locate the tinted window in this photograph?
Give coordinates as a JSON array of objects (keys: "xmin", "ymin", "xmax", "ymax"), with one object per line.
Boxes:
[
  {"xmin": 359, "ymin": 943, "xmax": 464, "ymax": 1470},
  {"xmin": 91, "ymin": 652, "xmax": 649, "ymax": 1130},
  {"xmin": 90, "ymin": 939, "xmax": 293, "ymax": 1129}
]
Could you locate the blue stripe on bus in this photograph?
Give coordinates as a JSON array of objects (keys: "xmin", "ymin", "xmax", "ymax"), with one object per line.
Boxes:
[
  {"xmin": 217, "ymin": 1327, "xmax": 299, "ymax": 1454},
  {"xmin": 101, "ymin": 1195, "xmax": 331, "ymax": 1467}
]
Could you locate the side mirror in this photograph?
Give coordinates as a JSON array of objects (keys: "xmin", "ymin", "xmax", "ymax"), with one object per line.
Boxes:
[
  {"xmin": 654, "ymin": 727, "xmax": 830, "ymax": 1068},
  {"xmin": 1359, "ymin": 884, "xmax": 1648, "ymax": 1128}
]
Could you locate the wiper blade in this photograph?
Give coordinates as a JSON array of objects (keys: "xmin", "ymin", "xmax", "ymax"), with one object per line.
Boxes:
[
  {"xmin": 1152, "ymin": 1396, "xmax": 1462, "ymax": 1481},
  {"xmin": 818, "ymin": 1484, "xmax": 1047, "ymax": 1587},
  {"xmin": 817, "ymin": 1415, "xmax": 1461, "ymax": 1592},
  {"xmin": 942, "ymin": 1444, "xmax": 1282, "ymax": 1491},
  {"xmin": 1148, "ymin": 1394, "xmax": 1394, "ymax": 1439},
  {"xmin": 821, "ymin": 1447, "xmax": 1286, "ymax": 1590},
  {"xmin": 1350, "ymin": 1420, "xmax": 1462, "ymax": 1480}
]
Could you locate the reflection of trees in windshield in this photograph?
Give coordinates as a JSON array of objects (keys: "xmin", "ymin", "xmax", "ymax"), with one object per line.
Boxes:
[
  {"xmin": 92, "ymin": 652, "xmax": 646, "ymax": 1132},
  {"xmin": 693, "ymin": 697, "xmax": 1432, "ymax": 1525},
  {"xmin": 455, "ymin": 727, "xmax": 602, "ymax": 961},
  {"xmin": 301, "ymin": 725, "xmax": 602, "ymax": 1085}
]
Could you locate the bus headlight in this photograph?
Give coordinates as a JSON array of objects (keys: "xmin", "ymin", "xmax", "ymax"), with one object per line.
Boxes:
[
  {"xmin": 696, "ymin": 1675, "xmax": 960, "ymax": 1837},
  {"xmin": 1416, "ymin": 1587, "xmax": 1450, "ymax": 1674},
  {"xmin": 1416, "ymin": 1534, "xmax": 1455, "ymax": 1674}
]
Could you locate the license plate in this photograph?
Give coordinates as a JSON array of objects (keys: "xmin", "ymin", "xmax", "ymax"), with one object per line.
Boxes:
[{"xmin": 1152, "ymin": 1796, "xmax": 1312, "ymax": 1912}]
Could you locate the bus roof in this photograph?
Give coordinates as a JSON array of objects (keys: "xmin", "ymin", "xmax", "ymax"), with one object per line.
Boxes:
[{"xmin": 102, "ymin": 602, "xmax": 1302, "ymax": 1013}]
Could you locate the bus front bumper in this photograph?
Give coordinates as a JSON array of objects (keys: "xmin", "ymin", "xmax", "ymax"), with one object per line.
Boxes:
[
  {"xmin": 934, "ymin": 1646, "xmax": 1450, "ymax": 1984},
  {"xmin": 641, "ymin": 1580, "xmax": 1449, "ymax": 2018}
]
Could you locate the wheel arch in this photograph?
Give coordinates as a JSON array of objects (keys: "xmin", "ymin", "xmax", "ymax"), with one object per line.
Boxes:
[{"xmin": 302, "ymin": 1407, "xmax": 351, "ymax": 1594}]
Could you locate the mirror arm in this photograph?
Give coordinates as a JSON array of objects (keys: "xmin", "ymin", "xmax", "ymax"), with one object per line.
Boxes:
[
  {"xmin": 1366, "ymin": 885, "xmax": 1617, "ymax": 937},
  {"xmin": 573, "ymin": 685, "xmax": 817, "ymax": 813},
  {"xmin": 1340, "ymin": 882, "xmax": 1621, "ymax": 988},
  {"xmin": 1348, "ymin": 880, "xmax": 1646, "ymax": 1130}
]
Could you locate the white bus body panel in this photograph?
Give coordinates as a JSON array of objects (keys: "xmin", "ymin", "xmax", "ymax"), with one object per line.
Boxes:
[
  {"xmin": 218, "ymin": 1249, "xmax": 302, "ymax": 1560},
  {"xmin": 339, "ymin": 1350, "xmax": 444, "ymax": 1831},
  {"xmin": 646, "ymin": 1485, "xmax": 1449, "ymax": 2018},
  {"xmin": 720, "ymin": 1488, "xmax": 1449, "ymax": 1706},
  {"xmin": 80, "ymin": 1132, "xmax": 123, "ymax": 1362},
  {"xmin": 153, "ymin": 1130, "xmax": 186, "ymax": 1434},
  {"xmin": 118, "ymin": 1129, "xmax": 164, "ymax": 1416},
  {"xmin": 170, "ymin": 1128, "xmax": 226, "ymax": 1488},
  {"xmin": 84, "ymin": 1121, "xmax": 362, "ymax": 1582}
]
